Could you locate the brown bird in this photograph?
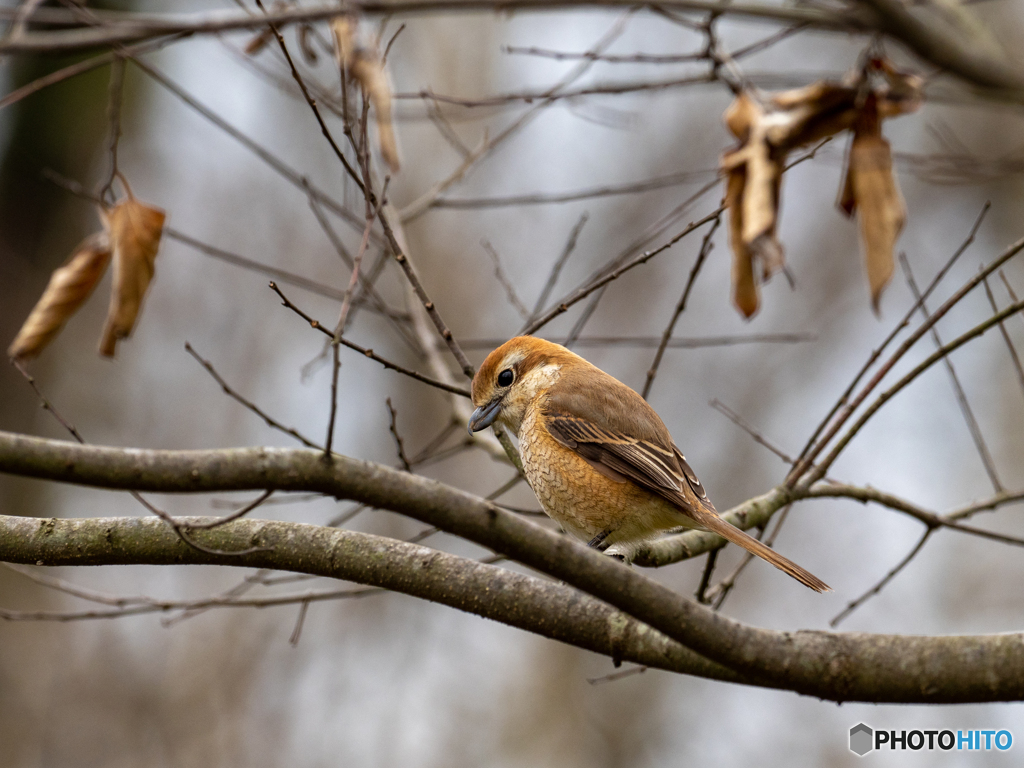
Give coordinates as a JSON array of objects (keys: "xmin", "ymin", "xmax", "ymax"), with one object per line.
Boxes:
[{"xmin": 469, "ymin": 336, "xmax": 830, "ymax": 593}]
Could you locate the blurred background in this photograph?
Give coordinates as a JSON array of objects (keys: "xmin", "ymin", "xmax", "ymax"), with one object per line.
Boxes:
[{"xmin": 2, "ymin": 1, "xmax": 1024, "ymax": 765}]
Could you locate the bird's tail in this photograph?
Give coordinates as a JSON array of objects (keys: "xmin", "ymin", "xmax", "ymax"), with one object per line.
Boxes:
[{"xmin": 693, "ymin": 510, "xmax": 831, "ymax": 593}]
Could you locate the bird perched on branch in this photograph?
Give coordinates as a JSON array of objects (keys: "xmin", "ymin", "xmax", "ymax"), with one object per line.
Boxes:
[{"xmin": 469, "ymin": 336, "xmax": 830, "ymax": 593}]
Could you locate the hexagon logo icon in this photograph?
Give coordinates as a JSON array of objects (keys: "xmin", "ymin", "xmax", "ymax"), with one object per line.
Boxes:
[{"xmin": 850, "ymin": 723, "xmax": 874, "ymax": 756}]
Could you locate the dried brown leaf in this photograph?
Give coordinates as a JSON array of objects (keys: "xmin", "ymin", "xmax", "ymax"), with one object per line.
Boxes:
[
  {"xmin": 720, "ymin": 57, "xmax": 921, "ymax": 318},
  {"xmin": 839, "ymin": 100, "xmax": 903, "ymax": 313},
  {"xmin": 7, "ymin": 233, "xmax": 112, "ymax": 361},
  {"xmin": 724, "ymin": 91, "xmax": 761, "ymax": 142},
  {"xmin": 844, "ymin": 132, "xmax": 903, "ymax": 314},
  {"xmin": 331, "ymin": 15, "xmax": 357, "ymax": 70},
  {"xmin": 351, "ymin": 51, "xmax": 400, "ymax": 172},
  {"xmin": 726, "ymin": 167, "xmax": 759, "ymax": 318},
  {"xmin": 741, "ymin": 130, "xmax": 785, "ymax": 277},
  {"xmin": 770, "ymin": 85, "xmax": 860, "ymax": 150},
  {"xmin": 98, "ymin": 198, "xmax": 166, "ymax": 357},
  {"xmin": 872, "ymin": 58, "xmax": 924, "ymax": 118}
]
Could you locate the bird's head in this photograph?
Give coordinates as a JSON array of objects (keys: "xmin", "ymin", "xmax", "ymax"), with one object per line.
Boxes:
[{"xmin": 469, "ymin": 336, "xmax": 574, "ymax": 435}]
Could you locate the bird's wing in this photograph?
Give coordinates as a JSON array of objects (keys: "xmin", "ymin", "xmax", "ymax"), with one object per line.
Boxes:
[
  {"xmin": 543, "ymin": 411, "xmax": 717, "ymax": 516},
  {"xmin": 543, "ymin": 408, "xmax": 831, "ymax": 592}
]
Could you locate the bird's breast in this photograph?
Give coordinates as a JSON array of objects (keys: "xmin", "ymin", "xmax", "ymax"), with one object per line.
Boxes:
[{"xmin": 518, "ymin": 403, "xmax": 688, "ymax": 544}]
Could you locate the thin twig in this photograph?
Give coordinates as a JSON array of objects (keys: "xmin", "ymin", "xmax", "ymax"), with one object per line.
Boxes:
[
  {"xmin": 0, "ymin": 585, "xmax": 383, "ymax": 622},
  {"xmin": 11, "ymin": 361, "xmax": 270, "ymax": 556},
  {"xmin": 810, "ymin": 294, "xmax": 1024, "ymax": 484},
  {"xmin": 377, "ymin": 207, "xmax": 476, "ymax": 379},
  {"xmin": 830, "ymin": 529, "xmax": 934, "ymax": 627},
  {"xmin": 524, "ymin": 213, "xmax": 589, "ymax": 330},
  {"xmin": 435, "ymin": 170, "xmax": 714, "ymax": 209},
  {"xmin": 482, "ymin": 239, "xmax": 530, "ymax": 319},
  {"xmin": 289, "ymin": 600, "xmax": 311, "ymax": 646},
  {"xmin": 269, "ymin": 281, "xmax": 472, "ymax": 397},
  {"xmin": 386, "ymin": 398, "xmax": 413, "ymax": 472},
  {"xmin": 530, "ymin": 178, "xmax": 723, "ymax": 340},
  {"xmin": 185, "ymin": 342, "xmax": 322, "ymax": 450},
  {"xmin": 984, "ymin": 272, "xmax": 1024, "ymax": 400},
  {"xmin": 901, "ymin": 253, "xmax": 1002, "ymax": 492},
  {"xmin": 524, "ymin": 207, "xmax": 724, "ymax": 335},
  {"xmin": 99, "ymin": 55, "xmax": 126, "ymax": 205},
  {"xmin": 304, "ymin": 187, "xmax": 419, "ymax": 346},
  {"xmin": 789, "ymin": 202, "xmax": 993, "ymax": 484},
  {"xmin": 999, "ymin": 271, "xmax": 1024, "ymax": 328},
  {"xmin": 587, "ymin": 666, "xmax": 648, "ymax": 685},
  {"xmin": 695, "ymin": 547, "xmax": 719, "ymax": 604},
  {"xmin": 184, "ymin": 491, "xmax": 274, "ymax": 530},
  {"xmin": 642, "ymin": 213, "xmax": 721, "ymax": 398},
  {"xmin": 709, "ymin": 399, "xmax": 793, "ymax": 465},
  {"xmin": 255, "ymin": 0, "xmax": 364, "ymax": 191}
]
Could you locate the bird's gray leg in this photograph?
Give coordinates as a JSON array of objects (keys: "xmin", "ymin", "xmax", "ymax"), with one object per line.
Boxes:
[
  {"xmin": 587, "ymin": 530, "xmax": 628, "ymax": 563},
  {"xmin": 587, "ymin": 529, "xmax": 612, "ymax": 550}
]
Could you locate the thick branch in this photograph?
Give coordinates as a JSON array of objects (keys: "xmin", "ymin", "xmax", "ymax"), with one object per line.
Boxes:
[
  {"xmin": 0, "ymin": 513, "xmax": 741, "ymax": 684},
  {"xmin": 2, "ymin": 432, "xmax": 1024, "ymax": 702}
]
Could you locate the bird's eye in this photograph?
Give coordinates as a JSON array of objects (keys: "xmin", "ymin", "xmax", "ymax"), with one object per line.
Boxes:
[{"xmin": 497, "ymin": 369, "xmax": 514, "ymax": 387}]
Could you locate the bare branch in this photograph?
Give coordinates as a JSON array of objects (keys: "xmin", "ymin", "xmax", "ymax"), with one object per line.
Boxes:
[
  {"xmin": 522, "ymin": 207, "xmax": 724, "ymax": 335},
  {"xmin": 642, "ymin": 213, "xmax": 721, "ymax": 398},
  {"xmin": 791, "ymin": 202, "xmax": 992, "ymax": 482},
  {"xmin": 830, "ymin": 529, "xmax": 934, "ymax": 628},
  {"xmin": 811, "ymin": 294, "xmax": 1024, "ymax": 481},
  {"xmin": 270, "ymin": 281, "xmax": 472, "ymax": 398},
  {"xmin": 982, "ymin": 272, "xmax": 1024, "ymax": 401},
  {"xmin": 386, "ymin": 398, "xmax": 413, "ymax": 472},
  {"xmin": 0, "ymin": 3, "xmax": 871, "ymax": 55},
  {"xmin": 901, "ymin": 253, "xmax": 1002, "ymax": 491},
  {"xmin": 3, "ymin": 435, "xmax": 1024, "ymax": 702},
  {"xmin": 524, "ymin": 213, "xmax": 589, "ymax": 330},
  {"xmin": 482, "ymin": 239, "xmax": 530, "ymax": 319},
  {"xmin": 0, "ymin": 512, "xmax": 743, "ymax": 684},
  {"xmin": 185, "ymin": 342, "xmax": 322, "ymax": 450}
]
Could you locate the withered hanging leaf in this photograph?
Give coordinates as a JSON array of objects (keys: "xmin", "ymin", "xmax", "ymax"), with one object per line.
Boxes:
[
  {"xmin": 740, "ymin": 132, "xmax": 785, "ymax": 278},
  {"xmin": 724, "ymin": 90, "xmax": 761, "ymax": 143},
  {"xmin": 98, "ymin": 198, "xmax": 166, "ymax": 357},
  {"xmin": 720, "ymin": 57, "xmax": 922, "ymax": 318},
  {"xmin": 838, "ymin": 100, "xmax": 904, "ymax": 314},
  {"xmin": 725, "ymin": 167, "xmax": 759, "ymax": 317},
  {"xmin": 331, "ymin": 15, "xmax": 357, "ymax": 69},
  {"xmin": 721, "ymin": 92, "xmax": 785, "ymax": 316},
  {"xmin": 7, "ymin": 233, "xmax": 112, "ymax": 361},
  {"xmin": 332, "ymin": 16, "xmax": 400, "ymax": 173},
  {"xmin": 350, "ymin": 51, "xmax": 400, "ymax": 172}
]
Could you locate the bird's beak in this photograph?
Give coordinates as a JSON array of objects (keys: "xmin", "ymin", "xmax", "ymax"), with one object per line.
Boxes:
[{"xmin": 468, "ymin": 398, "xmax": 502, "ymax": 434}]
